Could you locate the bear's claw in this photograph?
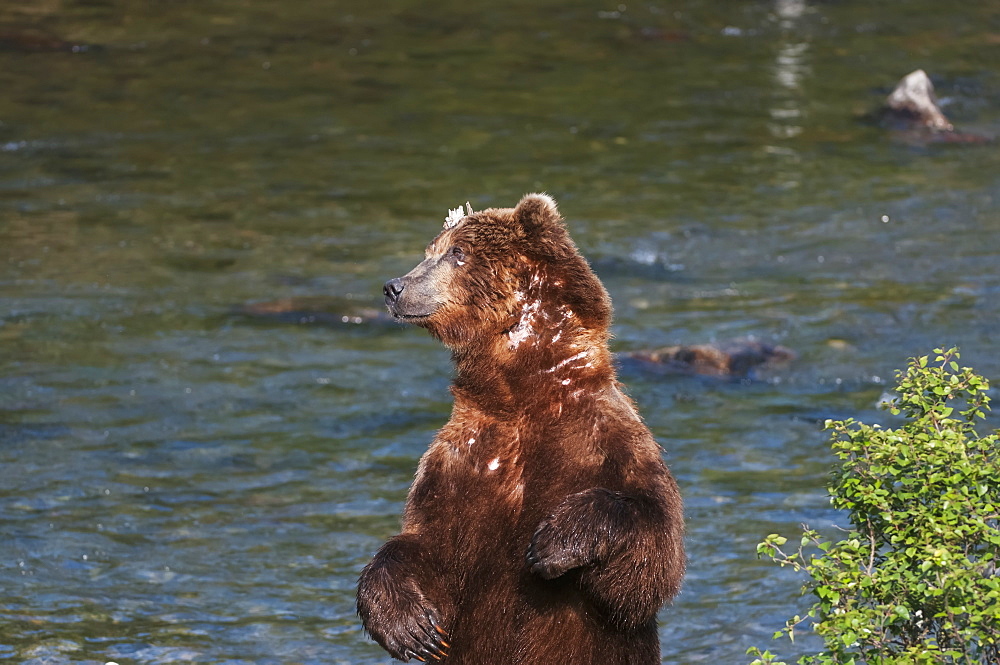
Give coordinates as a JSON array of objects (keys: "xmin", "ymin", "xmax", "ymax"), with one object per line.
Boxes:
[
  {"xmin": 391, "ymin": 611, "xmax": 449, "ymax": 662},
  {"xmin": 358, "ymin": 569, "xmax": 451, "ymax": 661}
]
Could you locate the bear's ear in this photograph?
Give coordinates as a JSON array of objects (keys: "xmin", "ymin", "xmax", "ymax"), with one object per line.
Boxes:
[{"xmin": 513, "ymin": 193, "xmax": 561, "ymax": 235}]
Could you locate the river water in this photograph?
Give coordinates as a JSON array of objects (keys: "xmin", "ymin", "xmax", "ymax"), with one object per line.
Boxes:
[{"xmin": 2, "ymin": 1, "xmax": 999, "ymax": 663}]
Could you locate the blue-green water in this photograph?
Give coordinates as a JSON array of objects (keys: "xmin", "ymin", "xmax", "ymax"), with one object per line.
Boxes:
[{"xmin": 2, "ymin": 1, "xmax": 999, "ymax": 663}]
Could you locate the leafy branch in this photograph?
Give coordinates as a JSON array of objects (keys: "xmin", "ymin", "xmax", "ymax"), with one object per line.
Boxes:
[{"xmin": 749, "ymin": 349, "xmax": 1000, "ymax": 665}]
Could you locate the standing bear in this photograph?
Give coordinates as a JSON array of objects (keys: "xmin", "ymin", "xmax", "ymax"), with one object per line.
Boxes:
[{"xmin": 358, "ymin": 194, "xmax": 685, "ymax": 664}]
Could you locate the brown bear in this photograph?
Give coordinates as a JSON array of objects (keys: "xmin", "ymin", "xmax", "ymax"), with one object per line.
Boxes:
[{"xmin": 357, "ymin": 194, "xmax": 685, "ymax": 664}]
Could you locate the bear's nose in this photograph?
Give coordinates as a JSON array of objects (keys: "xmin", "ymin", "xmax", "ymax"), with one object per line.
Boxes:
[{"xmin": 383, "ymin": 277, "xmax": 405, "ymax": 303}]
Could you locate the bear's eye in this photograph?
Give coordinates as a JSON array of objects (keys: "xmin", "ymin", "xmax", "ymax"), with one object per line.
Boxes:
[{"xmin": 449, "ymin": 246, "xmax": 466, "ymax": 262}]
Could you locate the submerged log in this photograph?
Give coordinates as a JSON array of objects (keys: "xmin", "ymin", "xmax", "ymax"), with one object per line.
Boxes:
[
  {"xmin": 0, "ymin": 30, "xmax": 93, "ymax": 53},
  {"xmin": 620, "ymin": 340, "xmax": 795, "ymax": 378},
  {"xmin": 234, "ymin": 296, "xmax": 394, "ymax": 326}
]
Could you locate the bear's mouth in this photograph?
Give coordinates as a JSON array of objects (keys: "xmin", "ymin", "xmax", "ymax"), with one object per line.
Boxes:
[
  {"xmin": 388, "ymin": 307, "xmax": 434, "ymax": 322},
  {"xmin": 386, "ymin": 298, "xmax": 441, "ymax": 322}
]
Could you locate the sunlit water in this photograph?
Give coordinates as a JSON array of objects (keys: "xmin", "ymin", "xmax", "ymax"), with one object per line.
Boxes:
[{"xmin": 2, "ymin": 1, "xmax": 999, "ymax": 663}]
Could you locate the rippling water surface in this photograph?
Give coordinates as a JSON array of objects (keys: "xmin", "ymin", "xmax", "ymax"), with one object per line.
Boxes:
[{"xmin": 2, "ymin": 1, "xmax": 999, "ymax": 663}]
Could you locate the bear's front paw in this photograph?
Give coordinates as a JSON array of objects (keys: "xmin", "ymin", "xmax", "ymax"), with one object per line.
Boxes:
[
  {"xmin": 357, "ymin": 575, "xmax": 450, "ymax": 662},
  {"xmin": 526, "ymin": 516, "xmax": 593, "ymax": 580}
]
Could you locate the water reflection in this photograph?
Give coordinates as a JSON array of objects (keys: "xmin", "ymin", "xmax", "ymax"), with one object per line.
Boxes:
[{"xmin": 764, "ymin": 0, "xmax": 811, "ymax": 189}]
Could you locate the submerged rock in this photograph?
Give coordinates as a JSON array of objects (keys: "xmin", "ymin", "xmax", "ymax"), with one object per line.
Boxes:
[{"xmin": 621, "ymin": 340, "xmax": 795, "ymax": 378}]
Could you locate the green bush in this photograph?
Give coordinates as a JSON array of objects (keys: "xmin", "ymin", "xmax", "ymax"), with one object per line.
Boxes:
[{"xmin": 748, "ymin": 348, "xmax": 1000, "ymax": 665}]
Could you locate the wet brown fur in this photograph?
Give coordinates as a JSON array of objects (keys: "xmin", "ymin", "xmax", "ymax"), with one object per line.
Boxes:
[{"xmin": 358, "ymin": 194, "xmax": 685, "ymax": 664}]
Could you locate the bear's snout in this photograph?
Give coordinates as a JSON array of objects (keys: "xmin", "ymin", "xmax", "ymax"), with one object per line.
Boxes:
[
  {"xmin": 383, "ymin": 259, "xmax": 450, "ymax": 321},
  {"xmin": 383, "ymin": 277, "xmax": 405, "ymax": 305}
]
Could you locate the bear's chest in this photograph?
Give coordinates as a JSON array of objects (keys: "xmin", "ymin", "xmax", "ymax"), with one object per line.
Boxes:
[
  {"xmin": 410, "ymin": 417, "xmax": 606, "ymax": 536},
  {"xmin": 437, "ymin": 421, "xmax": 527, "ymax": 514}
]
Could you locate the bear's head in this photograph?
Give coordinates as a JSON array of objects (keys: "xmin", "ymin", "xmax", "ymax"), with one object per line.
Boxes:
[{"xmin": 383, "ymin": 194, "xmax": 612, "ymax": 365}]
